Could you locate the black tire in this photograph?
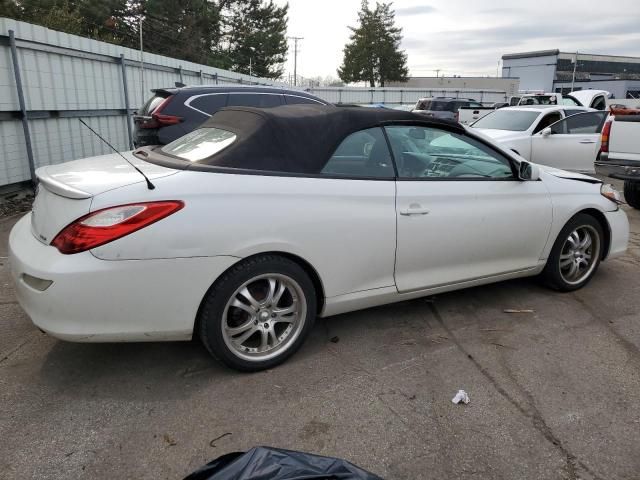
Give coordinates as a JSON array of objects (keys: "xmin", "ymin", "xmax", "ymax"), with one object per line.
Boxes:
[
  {"xmin": 624, "ymin": 180, "xmax": 640, "ymax": 210},
  {"xmin": 198, "ymin": 254, "xmax": 316, "ymax": 372},
  {"xmin": 541, "ymin": 213, "xmax": 604, "ymax": 292}
]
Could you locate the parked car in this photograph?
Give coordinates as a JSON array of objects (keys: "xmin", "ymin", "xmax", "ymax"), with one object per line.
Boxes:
[
  {"xmin": 10, "ymin": 105, "xmax": 628, "ymax": 371},
  {"xmin": 133, "ymin": 85, "xmax": 329, "ymax": 147},
  {"xmin": 517, "ymin": 90, "xmax": 609, "ymax": 110},
  {"xmin": 412, "ymin": 97, "xmax": 483, "ymax": 121},
  {"xmin": 596, "ymin": 112, "xmax": 640, "ymax": 209},
  {"xmin": 458, "ymin": 102, "xmax": 508, "ymax": 125},
  {"xmin": 471, "ymin": 106, "xmax": 607, "ymax": 172}
]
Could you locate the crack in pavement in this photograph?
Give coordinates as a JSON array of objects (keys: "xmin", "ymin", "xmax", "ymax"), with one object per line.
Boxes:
[{"xmin": 428, "ymin": 302, "xmax": 605, "ymax": 480}]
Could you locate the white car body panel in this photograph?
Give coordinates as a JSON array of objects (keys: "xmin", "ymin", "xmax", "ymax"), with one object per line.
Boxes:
[
  {"xmin": 607, "ymin": 117, "xmax": 640, "ymax": 162},
  {"xmin": 569, "ymin": 90, "xmax": 609, "ymax": 109},
  {"xmin": 531, "ymin": 132, "xmax": 600, "ymax": 173},
  {"xmin": 90, "ymin": 172, "xmax": 398, "ymax": 297},
  {"xmin": 394, "ymin": 179, "xmax": 553, "ymax": 291},
  {"xmin": 9, "ymin": 130, "xmax": 629, "ymax": 343}
]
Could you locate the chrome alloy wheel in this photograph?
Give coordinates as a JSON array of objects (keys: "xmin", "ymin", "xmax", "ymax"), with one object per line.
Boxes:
[
  {"xmin": 221, "ymin": 274, "xmax": 307, "ymax": 362},
  {"xmin": 559, "ymin": 225, "xmax": 600, "ymax": 285}
]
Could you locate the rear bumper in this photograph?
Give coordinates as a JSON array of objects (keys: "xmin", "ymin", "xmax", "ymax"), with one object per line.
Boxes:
[
  {"xmin": 603, "ymin": 208, "xmax": 629, "ymax": 260},
  {"xmin": 9, "ymin": 214, "xmax": 239, "ymax": 342},
  {"xmin": 595, "ymin": 156, "xmax": 640, "ymax": 181}
]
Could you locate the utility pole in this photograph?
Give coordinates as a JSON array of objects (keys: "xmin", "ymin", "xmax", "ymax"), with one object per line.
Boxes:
[
  {"xmin": 288, "ymin": 36, "xmax": 303, "ymax": 86},
  {"xmin": 571, "ymin": 51, "xmax": 578, "ymax": 92},
  {"xmin": 139, "ymin": 16, "xmax": 144, "ymax": 106},
  {"xmin": 249, "ymin": 57, "xmax": 252, "ymax": 77}
]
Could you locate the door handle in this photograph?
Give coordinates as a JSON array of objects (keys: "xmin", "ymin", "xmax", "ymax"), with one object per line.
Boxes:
[
  {"xmin": 400, "ymin": 204, "xmax": 430, "ymax": 216},
  {"xmin": 579, "ymin": 139, "xmax": 596, "ymax": 144}
]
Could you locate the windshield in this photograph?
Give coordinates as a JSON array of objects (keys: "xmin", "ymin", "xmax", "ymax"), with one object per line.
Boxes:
[
  {"xmin": 472, "ymin": 110, "xmax": 540, "ymax": 131},
  {"xmin": 161, "ymin": 128, "xmax": 236, "ymax": 161}
]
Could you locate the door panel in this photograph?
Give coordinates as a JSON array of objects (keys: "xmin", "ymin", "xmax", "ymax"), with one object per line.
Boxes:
[
  {"xmin": 531, "ymin": 134, "xmax": 599, "ymax": 172},
  {"xmin": 385, "ymin": 125, "xmax": 553, "ymax": 293},
  {"xmin": 530, "ymin": 111, "xmax": 608, "ymax": 172},
  {"xmin": 395, "ymin": 180, "xmax": 552, "ymax": 292}
]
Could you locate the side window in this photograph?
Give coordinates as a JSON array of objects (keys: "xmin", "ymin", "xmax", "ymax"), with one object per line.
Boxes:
[
  {"xmin": 550, "ymin": 111, "xmax": 608, "ymax": 135},
  {"xmin": 321, "ymin": 128, "xmax": 394, "ymax": 178},
  {"xmin": 591, "ymin": 96, "xmax": 607, "ymax": 111},
  {"xmin": 227, "ymin": 93, "xmax": 284, "ymax": 108},
  {"xmin": 533, "ymin": 112, "xmax": 563, "ymax": 134},
  {"xmin": 560, "ymin": 96, "xmax": 581, "ymax": 106},
  {"xmin": 385, "ymin": 126, "xmax": 514, "ymax": 180},
  {"xmin": 187, "ymin": 94, "xmax": 228, "ymax": 116},
  {"xmin": 284, "ymin": 95, "xmax": 323, "ymax": 105}
]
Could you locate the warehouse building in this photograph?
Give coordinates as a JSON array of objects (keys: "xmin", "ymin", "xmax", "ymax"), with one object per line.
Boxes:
[{"xmin": 501, "ymin": 50, "xmax": 640, "ymax": 99}]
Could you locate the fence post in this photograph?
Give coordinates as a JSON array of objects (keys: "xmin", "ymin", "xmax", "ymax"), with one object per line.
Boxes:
[
  {"xmin": 119, "ymin": 54, "xmax": 134, "ymax": 150},
  {"xmin": 178, "ymin": 66, "xmax": 184, "ymax": 84},
  {"xmin": 199, "ymin": 69, "xmax": 204, "ymax": 85},
  {"xmin": 8, "ymin": 30, "xmax": 36, "ymax": 186},
  {"xmin": 214, "ymin": 73, "xmax": 218, "ymax": 85}
]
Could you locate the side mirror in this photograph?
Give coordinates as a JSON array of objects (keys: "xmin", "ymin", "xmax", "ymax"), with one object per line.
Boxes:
[
  {"xmin": 518, "ymin": 161, "xmax": 541, "ymax": 181},
  {"xmin": 541, "ymin": 127, "xmax": 552, "ymax": 137}
]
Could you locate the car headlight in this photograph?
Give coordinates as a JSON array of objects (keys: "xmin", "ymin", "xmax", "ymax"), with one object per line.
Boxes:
[{"xmin": 601, "ymin": 183, "xmax": 622, "ymax": 204}]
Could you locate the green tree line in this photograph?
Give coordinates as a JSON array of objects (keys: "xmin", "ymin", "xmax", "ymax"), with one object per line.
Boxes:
[{"xmin": 0, "ymin": 0, "xmax": 289, "ymax": 79}]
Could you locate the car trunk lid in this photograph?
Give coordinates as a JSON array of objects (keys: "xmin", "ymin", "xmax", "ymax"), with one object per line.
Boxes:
[{"xmin": 31, "ymin": 150, "xmax": 179, "ymax": 245}]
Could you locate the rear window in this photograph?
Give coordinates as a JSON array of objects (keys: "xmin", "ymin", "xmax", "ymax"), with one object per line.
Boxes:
[
  {"xmin": 161, "ymin": 128, "xmax": 236, "ymax": 161},
  {"xmin": 472, "ymin": 110, "xmax": 540, "ymax": 131}
]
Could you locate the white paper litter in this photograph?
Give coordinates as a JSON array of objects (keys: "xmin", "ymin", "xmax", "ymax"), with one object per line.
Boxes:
[{"xmin": 451, "ymin": 389, "xmax": 470, "ymax": 404}]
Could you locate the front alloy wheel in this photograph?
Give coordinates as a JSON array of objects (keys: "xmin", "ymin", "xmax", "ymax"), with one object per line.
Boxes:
[{"xmin": 542, "ymin": 213, "xmax": 604, "ymax": 291}]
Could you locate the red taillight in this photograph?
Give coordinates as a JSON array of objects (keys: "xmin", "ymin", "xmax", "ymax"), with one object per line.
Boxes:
[
  {"xmin": 138, "ymin": 95, "xmax": 183, "ymax": 129},
  {"xmin": 152, "ymin": 112, "xmax": 183, "ymax": 125},
  {"xmin": 600, "ymin": 119, "xmax": 612, "ymax": 154},
  {"xmin": 51, "ymin": 201, "xmax": 184, "ymax": 254}
]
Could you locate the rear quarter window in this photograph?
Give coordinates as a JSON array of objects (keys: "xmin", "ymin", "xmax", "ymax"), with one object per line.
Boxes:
[
  {"xmin": 227, "ymin": 93, "xmax": 284, "ymax": 108},
  {"xmin": 284, "ymin": 95, "xmax": 324, "ymax": 105},
  {"xmin": 187, "ymin": 94, "xmax": 228, "ymax": 116}
]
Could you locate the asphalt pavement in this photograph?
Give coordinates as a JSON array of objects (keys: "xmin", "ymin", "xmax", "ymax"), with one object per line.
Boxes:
[{"xmin": 1, "ymin": 181, "xmax": 639, "ymax": 480}]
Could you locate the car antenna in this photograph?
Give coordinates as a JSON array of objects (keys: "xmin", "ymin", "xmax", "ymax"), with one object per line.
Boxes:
[{"xmin": 79, "ymin": 118, "xmax": 155, "ymax": 190}]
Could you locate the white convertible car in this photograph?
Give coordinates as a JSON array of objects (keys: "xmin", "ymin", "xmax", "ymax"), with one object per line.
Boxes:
[{"xmin": 10, "ymin": 105, "xmax": 629, "ymax": 370}]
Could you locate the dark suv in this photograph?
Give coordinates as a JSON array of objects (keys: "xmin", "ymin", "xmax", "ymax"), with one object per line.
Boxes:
[
  {"xmin": 133, "ymin": 85, "xmax": 329, "ymax": 147},
  {"xmin": 412, "ymin": 97, "xmax": 483, "ymax": 122}
]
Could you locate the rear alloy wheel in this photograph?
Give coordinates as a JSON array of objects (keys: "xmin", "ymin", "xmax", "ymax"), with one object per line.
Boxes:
[
  {"xmin": 199, "ymin": 255, "xmax": 316, "ymax": 371},
  {"xmin": 542, "ymin": 214, "xmax": 604, "ymax": 291},
  {"xmin": 624, "ymin": 180, "xmax": 640, "ymax": 209}
]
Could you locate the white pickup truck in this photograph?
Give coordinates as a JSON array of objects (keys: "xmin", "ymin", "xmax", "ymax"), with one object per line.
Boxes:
[
  {"xmin": 458, "ymin": 90, "xmax": 609, "ymax": 126},
  {"xmin": 595, "ymin": 110, "xmax": 640, "ymax": 209}
]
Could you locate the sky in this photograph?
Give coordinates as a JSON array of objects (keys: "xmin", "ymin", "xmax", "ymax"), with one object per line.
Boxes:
[{"xmin": 276, "ymin": 0, "xmax": 640, "ymax": 80}]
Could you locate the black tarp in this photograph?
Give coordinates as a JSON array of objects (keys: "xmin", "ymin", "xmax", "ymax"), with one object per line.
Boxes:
[
  {"xmin": 184, "ymin": 446, "xmax": 384, "ymax": 480},
  {"xmin": 188, "ymin": 104, "xmax": 456, "ymax": 174}
]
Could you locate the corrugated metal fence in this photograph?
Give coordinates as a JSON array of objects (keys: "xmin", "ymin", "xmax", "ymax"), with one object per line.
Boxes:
[
  {"xmin": 0, "ymin": 18, "xmax": 283, "ymax": 188},
  {"xmin": 306, "ymin": 87, "xmax": 509, "ymax": 106}
]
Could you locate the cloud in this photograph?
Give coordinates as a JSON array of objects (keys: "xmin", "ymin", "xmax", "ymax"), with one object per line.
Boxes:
[{"xmin": 394, "ymin": 5, "xmax": 437, "ymax": 16}]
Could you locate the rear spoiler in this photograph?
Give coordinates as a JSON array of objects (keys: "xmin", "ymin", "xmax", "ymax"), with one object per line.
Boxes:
[{"xmin": 36, "ymin": 168, "xmax": 92, "ymax": 199}]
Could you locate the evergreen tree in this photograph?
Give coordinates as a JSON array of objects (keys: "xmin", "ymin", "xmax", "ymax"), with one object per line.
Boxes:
[
  {"xmin": 338, "ymin": 0, "xmax": 408, "ymax": 87},
  {"xmin": 224, "ymin": 0, "xmax": 288, "ymax": 79}
]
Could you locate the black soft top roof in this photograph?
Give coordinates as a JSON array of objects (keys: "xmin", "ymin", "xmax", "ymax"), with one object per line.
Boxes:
[{"xmin": 189, "ymin": 104, "xmax": 463, "ymax": 174}]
